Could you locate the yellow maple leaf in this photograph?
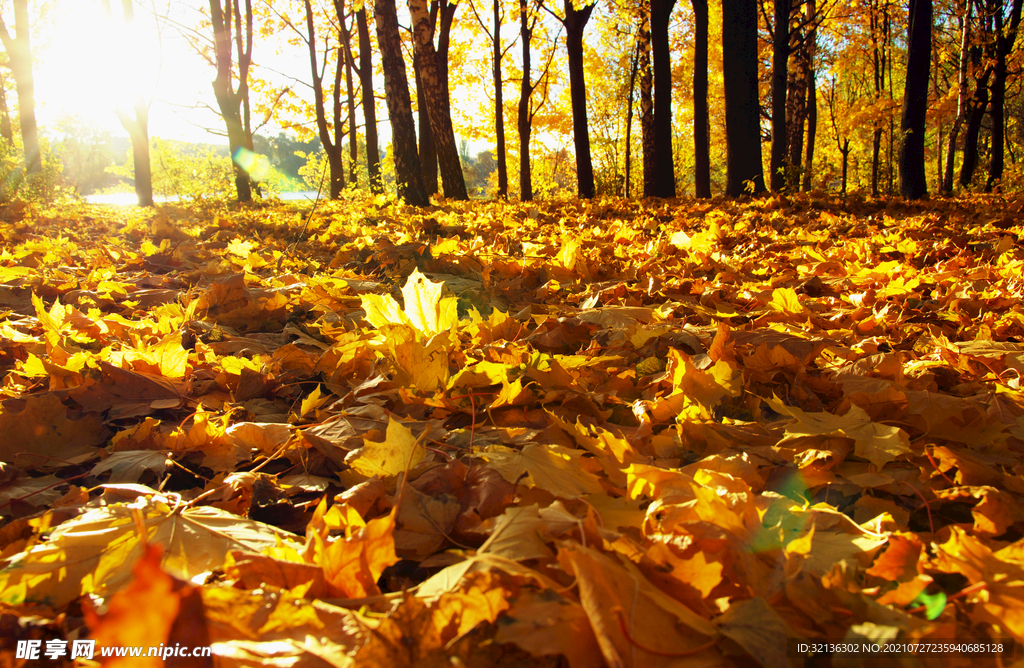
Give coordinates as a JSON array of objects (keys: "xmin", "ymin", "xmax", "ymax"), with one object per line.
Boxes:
[
  {"xmin": 360, "ymin": 269, "xmax": 457, "ymax": 338},
  {"xmin": 346, "ymin": 416, "xmax": 425, "ymax": 478}
]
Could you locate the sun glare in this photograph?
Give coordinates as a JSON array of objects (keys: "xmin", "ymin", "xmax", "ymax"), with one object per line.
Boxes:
[
  {"xmin": 32, "ymin": 0, "xmax": 210, "ymax": 140},
  {"xmin": 34, "ymin": 3, "xmax": 145, "ymax": 131}
]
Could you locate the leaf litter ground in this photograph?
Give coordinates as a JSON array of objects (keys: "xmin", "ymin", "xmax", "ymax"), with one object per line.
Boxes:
[{"xmin": 1, "ymin": 194, "xmax": 1024, "ymax": 667}]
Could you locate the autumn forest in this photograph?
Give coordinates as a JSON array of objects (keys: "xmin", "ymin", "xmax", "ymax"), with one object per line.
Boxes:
[{"xmin": 3, "ymin": 0, "xmax": 1024, "ymax": 665}]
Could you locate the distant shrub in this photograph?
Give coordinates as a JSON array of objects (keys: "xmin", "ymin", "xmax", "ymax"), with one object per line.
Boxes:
[{"xmin": 0, "ymin": 139, "xmax": 70, "ymax": 206}]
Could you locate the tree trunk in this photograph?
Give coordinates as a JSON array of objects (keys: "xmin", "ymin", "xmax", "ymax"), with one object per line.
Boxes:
[
  {"xmin": 437, "ymin": 2, "xmax": 457, "ymax": 109},
  {"xmin": 332, "ymin": 19, "xmax": 346, "ymax": 192},
  {"xmin": 493, "ymin": 0, "xmax": 508, "ymax": 197},
  {"xmin": 625, "ymin": 41, "xmax": 638, "ymax": 197},
  {"xmin": 339, "ymin": 4, "xmax": 359, "ymax": 185},
  {"xmin": 107, "ymin": 0, "xmax": 154, "ymax": 206},
  {"xmin": 898, "ymin": 0, "xmax": 931, "ymax": 199},
  {"xmin": 650, "ymin": 0, "xmax": 676, "ymax": 197},
  {"xmin": 943, "ymin": 0, "xmax": 971, "ymax": 194},
  {"xmin": 802, "ymin": 0, "xmax": 817, "ymax": 191},
  {"xmin": 408, "ymin": 0, "xmax": 468, "ymax": 200},
  {"xmin": 563, "ymin": 0, "xmax": 596, "ymax": 199},
  {"xmin": 693, "ymin": 0, "xmax": 711, "ymax": 198},
  {"xmin": 209, "ymin": 0, "xmax": 253, "ymax": 202},
  {"xmin": 960, "ymin": 81, "xmax": 989, "ymax": 188},
  {"xmin": 639, "ymin": 11, "xmax": 656, "ymax": 197},
  {"xmin": 304, "ymin": 0, "xmax": 345, "ymax": 199},
  {"xmin": 357, "ymin": 8, "xmax": 382, "ymax": 191},
  {"xmin": 414, "ymin": 1, "xmax": 438, "ymax": 195},
  {"xmin": 0, "ymin": 73, "xmax": 12, "ymax": 145},
  {"xmin": 769, "ymin": 0, "xmax": 789, "ymax": 192},
  {"xmin": 840, "ymin": 140, "xmax": 850, "ymax": 195},
  {"xmin": 885, "ymin": 3, "xmax": 894, "ymax": 195},
  {"xmin": 786, "ymin": 20, "xmax": 808, "ymax": 190},
  {"xmin": 518, "ymin": 0, "xmax": 533, "ymax": 201},
  {"xmin": 374, "ymin": 0, "xmax": 428, "ymax": 205},
  {"xmin": 722, "ymin": 0, "xmax": 766, "ymax": 196},
  {"xmin": 0, "ymin": 0, "xmax": 41, "ymax": 174},
  {"xmin": 803, "ymin": 71, "xmax": 817, "ymax": 191},
  {"xmin": 415, "ymin": 57, "xmax": 439, "ymax": 196},
  {"xmin": 869, "ymin": 0, "xmax": 884, "ymax": 196},
  {"xmin": 985, "ymin": 0, "xmax": 1023, "ymax": 191}
]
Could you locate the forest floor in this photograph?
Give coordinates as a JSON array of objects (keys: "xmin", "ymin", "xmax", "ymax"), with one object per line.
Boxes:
[{"xmin": 1, "ymin": 193, "xmax": 1023, "ymax": 667}]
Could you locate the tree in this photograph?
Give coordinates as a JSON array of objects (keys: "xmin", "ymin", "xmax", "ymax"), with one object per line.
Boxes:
[
  {"xmin": 824, "ymin": 75, "xmax": 853, "ymax": 195},
  {"xmin": 0, "ymin": 0, "xmax": 41, "ymax": 174},
  {"xmin": 638, "ymin": 8, "xmax": 655, "ymax": 196},
  {"xmin": 337, "ymin": 1, "xmax": 360, "ymax": 186},
  {"xmin": 898, "ymin": 0, "xmax": 930, "ymax": 199},
  {"xmin": 356, "ymin": 8, "xmax": 382, "ymax": 191},
  {"xmin": 551, "ymin": 0, "xmax": 596, "ymax": 199},
  {"xmin": 649, "ymin": 0, "xmax": 675, "ymax": 197},
  {"xmin": 101, "ymin": 0, "xmax": 153, "ymax": 207},
  {"xmin": 517, "ymin": 0, "xmax": 557, "ymax": 201},
  {"xmin": 414, "ymin": 52, "xmax": 438, "ymax": 197},
  {"xmin": 207, "ymin": 0, "xmax": 257, "ymax": 202},
  {"xmin": 798, "ymin": 0, "xmax": 815, "ymax": 190},
  {"xmin": 408, "ymin": 0, "xmax": 469, "ymax": 200},
  {"xmin": 301, "ymin": 0, "xmax": 347, "ymax": 199},
  {"xmin": 374, "ymin": 0, "xmax": 428, "ymax": 205},
  {"xmin": 801, "ymin": 0, "xmax": 818, "ymax": 190},
  {"xmin": 769, "ymin": 0, "xmax": 790, "ymax": 192},
  {"xmin": 469, "ymin": 0, "xmax": 514, "ymax": 197},
  {"xmin": 985, "ymin": 0, "xmax": 1023, "ymax": 191},
  {"xmin": 692, "ymin": 0, "xmax": 711, "ymax": 198},
  {"xmin": 0, "ymin": 67, "xmax": 11, "ymax": 146},
  {"xmin": 942, "ymin": 0, "xmax": 971, "ymax": 194},
  {"xmin": 867, "ymin": 0, "xmax": 895, "ymax": 196},
  {"xmin": 722, "ymin": 0, "xmax": 766, "ymax": 196}
]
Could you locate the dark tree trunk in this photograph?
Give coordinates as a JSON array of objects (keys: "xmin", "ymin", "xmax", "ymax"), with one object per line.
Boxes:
[
  {"xmin": 409, "ymin": 0, "xmax": 468, "ymax": 200},
  {"xmin": 869, "ymin": 0, "xmax": 884, "ymax": 196},
  {"xmin": 208, "ymin": 0, "xmax": 254, "ymax": 202},
  {"xmin": 126, "ymin": 119, "xmax": 154, "ymax": 207},
  {"xmin": 0, "ymin": 73, "xmax": 12, "ymax": 145},
  {"xmin": 339, "ymin": 4, "xmax": 359, "ymax": 185},
  {"xmin": 693, "ymin": 0, "xmax": 711, "ymax": 198},
  {"xmin": 840, "ymin": 140, "xmax": 850, "ymax": 195},
  {"xmin": 650, "ymin": 0, "xmax": 676, "ymax": 197},
  {"xmin": 374, "ymin": 0, "xmax": 428, "ymax": 205},
  {"xmin": 518, "ymin": 0, "xmax": 533, "ymax": 201},
  {"xmin": 639, "ymin": 12, "xmax": 656, "ymax": 197},
  {"xmin": 898, "ymin": 0, "xmax": 931, "ymax": 199},
  {"xmin": 786, "ymin": 20, "xmax": 808, "ymax": 190},
  {"xmin": 770, "ymin": 0, "xmax": 790, "ymax": 192},
  {"xmin": 415, "ymin": 58, "xmax": 438, "ymax": 196},
  {"xmin": 304, "ymin": 0, "xmax": 345, "ymax": 199},
  {"xmin": 802, "ymin": 0, "xmax": 817, "ymax": 191},
  {"xmin": 414, "ymin": 2, "xmax": 438, "ymax": 196},
  {"xmin": 872, "ymin": 128, "xmax": 883, "ymax": 195},
  {"xmin": 722, "ymin": 0, "xmax": 766, "ymax": 196},
  {"xmin": 0, "ymin": 0, "xmax": 41, "ymax": 174},
  {"xmin": 625, "ymin": 41, "xmax": 639, "ymax": 197},
  {"xmin": 986, "ymin": 0, "xmax": 1023, "ymax": 191},
  {"xmin": 332, "ymin": 14, "xmax": 347, "ymax": 191},
  {"xmin": 885, "ymin": 4, "xmax": 894, "ymax": 195},
  {"xmin": 960, "ymin": 81, "xmax": 989, "ymax": 187},
  {"xmin": 493, "ymin": 0, "xmax": 508, "ymax": 197},
  {"xmin": 562, "ymin": 0, "xmax": 596, "ymax": 199},
  {"xmin": 105, "ymin": 0, "xmax": 153, "ymax": 206},
  {"xmin": 437, "ymin": 1, "xmax": 457, "ymax": 106},
  {"xmin": 943, "ymin": 0, "xmax": 971, "ymax": 194},
  {"xmin": 357, "ymin": 8, "xmax": 382, "ymax": 192},
  {"xmin": 803, "ymin": 72, "xmax": 817, "ymax": 190}
]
